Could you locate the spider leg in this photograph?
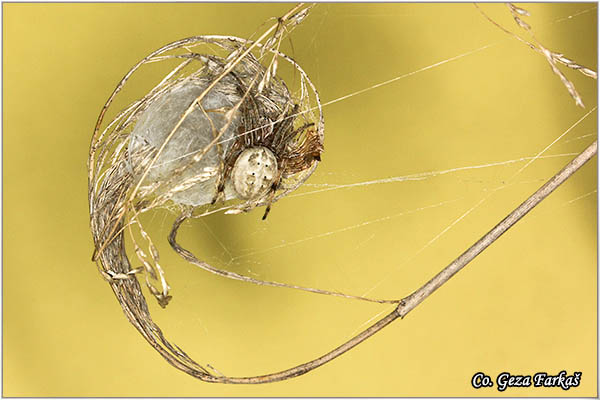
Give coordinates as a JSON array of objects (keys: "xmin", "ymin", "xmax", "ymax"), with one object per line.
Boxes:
[
  {"xmin": 276, "ymin": 120, "xmax": 315, "ymax": 156},
  {"xmin": 262, "ymin": 194, "xmax": 278, "ymax": 219},
  {"xmin": 211, "ymin": 185, "xmax": 225, "ymax": 205},
  {"xmin": 261, "ymin": 164, "xmax": 285, "ymax": 220},
  {"xmin": 272, "ymin": 104, "xmax": 299, "ymax": 150},
  {"xmin": 211, "ymin": 135, "xmax": 245, "ymax": 205},
  {"xmin": 211, "ymin": 163, "xmax": 231, "ymax": 204}
]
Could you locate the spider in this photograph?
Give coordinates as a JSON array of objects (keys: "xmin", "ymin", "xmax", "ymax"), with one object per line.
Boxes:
[{"xmin": 210, "ymin": 73, "xmax": 323, "ymax": 220}]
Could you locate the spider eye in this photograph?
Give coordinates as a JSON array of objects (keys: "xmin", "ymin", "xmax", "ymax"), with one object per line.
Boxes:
[{"xmin": 231, "ymin": 146, "xmax": 278, "ymax": 200}]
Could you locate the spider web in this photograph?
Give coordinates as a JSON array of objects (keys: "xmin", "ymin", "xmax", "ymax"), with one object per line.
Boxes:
[{"xmin": 129, "ymin": 3, "xmax": 596, "ymax": 392}]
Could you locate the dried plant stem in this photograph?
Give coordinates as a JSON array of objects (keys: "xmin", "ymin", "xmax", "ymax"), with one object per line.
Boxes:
[
  {"xmin": 200, "ymin": 140, "xmax": 596, "ymax": 384},
  {"xmin": 397, "ymin": 140, "xmax": 596, "ymax": 316},
  {"xmin": 475, "ymin": 3, "xmax": 597, "ymax": 108}
]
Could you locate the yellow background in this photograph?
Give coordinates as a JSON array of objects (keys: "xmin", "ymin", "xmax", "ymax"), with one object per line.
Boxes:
[{"xmin": 3, "ymin": 3, "xmax": 597, "ymax": 396}]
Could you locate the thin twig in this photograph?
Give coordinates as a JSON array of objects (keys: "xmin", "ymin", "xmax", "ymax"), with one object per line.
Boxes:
[{"xmin": 397, "ymin": 141, "xmax": 597, "ymax": 316}]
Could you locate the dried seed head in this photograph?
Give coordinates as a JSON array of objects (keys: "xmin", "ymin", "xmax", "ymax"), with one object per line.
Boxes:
[{"xmin": 231, "ymin": 146, "xmax": 278, "ymax": 200}]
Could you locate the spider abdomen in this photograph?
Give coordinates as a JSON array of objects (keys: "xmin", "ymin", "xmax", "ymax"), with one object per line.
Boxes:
[{"xmin": 231, "ymin": 146, "xmax": 278, "ymax": 200}]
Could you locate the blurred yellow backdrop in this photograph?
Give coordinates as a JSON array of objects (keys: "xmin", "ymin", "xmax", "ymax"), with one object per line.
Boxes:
[{"xmin": 3, "ymin": 3, "xmax": 597, "ymax": 397}]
